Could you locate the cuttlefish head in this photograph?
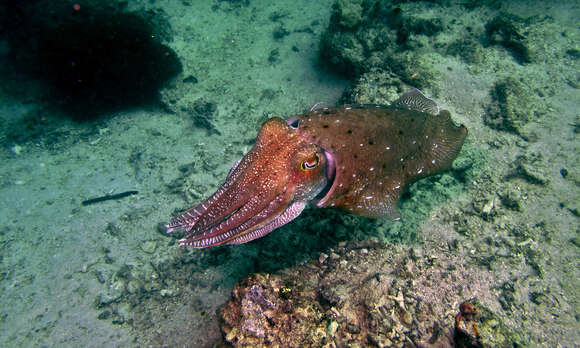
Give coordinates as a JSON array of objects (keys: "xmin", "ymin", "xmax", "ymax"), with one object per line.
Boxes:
[{"xmin": 166, "ymin": 117, "xmax": 329, "ymax": 248}]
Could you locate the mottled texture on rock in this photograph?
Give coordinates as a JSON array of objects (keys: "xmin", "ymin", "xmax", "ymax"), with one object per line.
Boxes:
[
  {"xmin": 220, "ymin": 274, "xmax": 326, "ymax": 346},
  {"xmin": 320, "ymin": 0, "xmax": 442, "ymax": 88},
  {"xmin": 219, "ymin": 240, "xmax": 515, "ymax": 347},
  {"xmin": 485, "ymin": 14, "xmax": 533, "ymax": 64},
  {"xmin": 340, "ymin": 70, "xmax": 404, "ymax": 105},
  {"xmin": 485, "ymin": 77, "xmax": 545, "ymax": 136}
]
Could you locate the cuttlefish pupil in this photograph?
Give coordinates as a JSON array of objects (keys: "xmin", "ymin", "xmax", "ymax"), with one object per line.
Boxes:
[
  {"xmin": 167, "ymin": 89, "xmax": 467, "ymax": 248},
  {"xmin": 301, "ymin": 154, "xmax": 319, "ymax": 170}
]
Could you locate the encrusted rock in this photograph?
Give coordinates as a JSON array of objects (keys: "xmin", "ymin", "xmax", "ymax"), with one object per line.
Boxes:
[
  {"xmin": 99, "ymin": 278, "xmax": 125, "ymax": 306},
  {"xmin": 320, "ymin": 0, "xmax": 442, "ymax": 88},
  {"xmin": 219, "ymin": 273, "xmax": 326, "ymax": 346},
  {"xmin": 485, "ymin": 77, "xmax": 545, "ymax": 136},
  {"xmin": 485, "ymin": 14, "xmax": 533, "ymax": 64},
  {"xmin": 218, "ymin": 241, "xmax": 514, "ymax": 347},
  {"xmin": 141, "ymin": 240, "xmax": 158, "ymax": 254},
  {"xmin": 509, "ymin": 153, "xmax": 549, "ymax": 185}
]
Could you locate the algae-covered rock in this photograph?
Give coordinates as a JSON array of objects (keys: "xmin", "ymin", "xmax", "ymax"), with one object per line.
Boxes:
[
  {"xmin": 340, "ymin": 69, "xmax": 404, "ymax": 105},
  {"xmin": 485, "ymin": 13, "xmax": 533, "ymax": 64},
  {"xmin": 333, "ymin": 0, "xmax": 364, "ymax": 29},
  {"xmin": 219, "ymin": 241, "xmax": 517, "ymax": 347},
  {"xmin": 499, "ymin": 183, "xmax": 523, "ymax": 211},
  {"xmin": 447, "ymin": 37, "xmax": 485, "ymax": 65},
  {"xmin": 2, "ymin": 0, "xmax": 181, "ymax": 119},
  {"xmin": 219, "ymin": 273, "xmax": 326, "ymax": 346},
  {"xmin": 320, "ymin": 0, "xmax": 443, "ymax": 88},
  {"xmin": 485, "ymin": 77, "xmax": 544, "ymax": 136},
  {"xmin": 508, "ymin": 152, "xmax": 549, "ymax": 185}
]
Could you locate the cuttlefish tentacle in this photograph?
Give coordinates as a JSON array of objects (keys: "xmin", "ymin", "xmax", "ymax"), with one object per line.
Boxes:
[
  {"xmin": 184, "ymin": 193, "xmax": 287, "ymax": 247},
  {"xmin": 226, "ymin": 201, "xmax": 307, "ymax": 245},
  {"xmin": 167, "ymin": 89, "xmax": 467, "ymax": 248},
  {"xmin": 167, "ymin": 117, "xmax": 328, "ymax": 248}
]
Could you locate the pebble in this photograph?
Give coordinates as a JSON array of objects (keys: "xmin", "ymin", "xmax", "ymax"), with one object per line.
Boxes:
[
  {"xmin": 400, "ymin": 309, "xmax": 413, "ymax": 326},
  {"xmin": 126, "ymin": 280, "xmax": 141, "ymax": 294},
  {"xmin": 116, "ymin": 303, "xmax": 132, "ymax": 323},
  {"xmin": 326, "ymin": 320, "xmax": 339, "ymax": 337},
  {"xmin": 160, "ymin": 289, "xmax": 176, "ymax": 297},
  {"xmin": 99, "ymin": 279, "xmax": 125, "ymax": 305},
  {"xmin": 482, "ymin": 198, "xmax": 495, "ymax": 215},
  {"xmin": 94, "ymin": 268, "xmax": 108, "ymax": 284},
  {"xmin": 141, "ymin": 240, "xmax": 157, "ymax": 254}
]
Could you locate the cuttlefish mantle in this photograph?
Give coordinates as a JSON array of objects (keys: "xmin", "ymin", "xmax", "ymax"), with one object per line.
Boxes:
[{"xmin": 167, "ymin": 89, "xmax": 467, "ymax": 248}]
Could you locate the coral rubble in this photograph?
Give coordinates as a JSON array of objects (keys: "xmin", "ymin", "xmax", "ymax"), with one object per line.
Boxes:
[
  {"xmin": 219, "ymin": 241, "xmax": 513, "ymax": 347},
  {"xmin": 320, "ymin": 0, "xmax": 442, "ymax": 88}
]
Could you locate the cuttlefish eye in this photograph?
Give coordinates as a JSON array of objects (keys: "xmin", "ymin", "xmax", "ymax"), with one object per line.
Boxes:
[
  {"xmin": 288, "ymin": 118, "xmax": 300, "ymax": 129},
  {"xmin": 301, "ymin": 153, "xmax": 319, "ymax": 171}
]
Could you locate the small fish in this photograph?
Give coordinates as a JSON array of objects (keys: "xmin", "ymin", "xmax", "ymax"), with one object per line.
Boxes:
[{"xmin": 167, "ymin": 89, "xmax": 467, "ymax": 248}]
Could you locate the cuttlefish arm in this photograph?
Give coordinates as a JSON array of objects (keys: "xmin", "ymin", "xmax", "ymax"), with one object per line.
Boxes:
[{"xmin": 166, "ymin": 117, "xmax": 329, "ymax": 248}]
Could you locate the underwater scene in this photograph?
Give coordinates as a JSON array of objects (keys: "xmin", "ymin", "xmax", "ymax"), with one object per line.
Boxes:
[{"xmin": 0, "ymin": 0, "xmax": 578, "ymax": 346}]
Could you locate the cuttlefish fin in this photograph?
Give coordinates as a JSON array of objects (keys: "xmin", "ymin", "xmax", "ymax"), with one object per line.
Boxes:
[
  {"xmin": 391, "ymin": 88, "xmax": 440, "ymax": 115},
  {"xmin": 383, "ymin": 203, "xmax": 401, "ymax": 222},
  {"xmin": 309, "ymin": 101, "xmax": 330, "ymax": 112},
  {"xmin": 427, "ymin": 110, "xmax": 468, "ymax": 167}
]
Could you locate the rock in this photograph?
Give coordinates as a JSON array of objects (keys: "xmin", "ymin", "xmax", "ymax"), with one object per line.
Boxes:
[
  {"xmin": 142, "ymin": 280, "xmax": 162, "ymax": 293},
  {"xmin": 472, "ymin": 194, "xmax": 496, "ymax": 218},
  {"xmin": 400, "ymin": 308, "xmax": 413, "ymax": 326},
  {"xmin": 141, "ymin": 240, "xmax": 157, "ymax": 254},
  {"xmin": 218, "ymin": 241, "xmax": 516, "ymax": 347},
  {"xmin": 481, "ymin": 198, "xmax": 495, "ymax": 215},
  {"xmin": 485, "ymin": 77, "xmax": 544, "ymax": 136},
  {"xmin": 452, "ymin": 155, "xmax": 474, "ymax": 172},
  {"xmin": 126, "ymin": 280, "xmax": 142, "ymax": 294},
  {"xmin": 320, "ymin": 0, "xmax": 441, "ymax": 88},
  {"xmin": 3, "ymin": 1, "xmax": 181, "ymax": 119},
  {"xmin": 342, "ymin": 70, "xmax": 403, "ymax": 105},
  {"xmin": 500, "ymin": 184, "xmax": 523, "ymax": 210},
  {"xmin": 485, "ymin": 14, "xmax": 533, "ymax": 64},
  {"xmin": 510, "ymin": 153, "xmax": 549, "ymax": 185},
  {"xmin": 97, "ymin": 310, "xmax": 111, "ymax": 320},
  {"xmin": 326, "ymin": 320, "xmax": 339, "ymax": 337},
  {"xmin": 334, "ymin": 0, "xmax": 363, "ymax": 29},
  {"xmin": 160, "ymin": 288, "xmax": 176, "ymax": 297},
  {"xmin": 94, "ymin": 267, "xmax": 110, "ymax": 284},
  {"xmin": 98, "ymin": 279, "xmax": 125, "ymax": 306},
  {"xmin": 115, "ymin": 302, "xmax": 132, "ymax": 324},
  {"xmin": 219, "ymin": 274, "xmax": 325, "ymax": 346}
]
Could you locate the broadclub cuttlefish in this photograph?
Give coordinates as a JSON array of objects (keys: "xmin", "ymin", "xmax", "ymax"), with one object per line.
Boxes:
[{"xmin": 167, "ymin": 89, "xmax": 467, "ymax": 248}]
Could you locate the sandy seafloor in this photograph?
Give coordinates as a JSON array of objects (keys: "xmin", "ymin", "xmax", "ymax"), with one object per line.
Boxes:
[{"xmin": 0, "ymin": 0, "xmax": 579, "ymax": 347}]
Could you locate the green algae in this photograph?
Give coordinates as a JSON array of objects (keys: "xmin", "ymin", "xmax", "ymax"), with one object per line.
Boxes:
[
  {"xmin": 485, "ymin": 77, "xmax": 546, "ymax": 137},
  {"xmin": 485, "ymin": 14, "xmax": 533, "ymax": 64},
  {"xmin": 320, "ymin": 0, "xmax": 443, "ymax": 89}
]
